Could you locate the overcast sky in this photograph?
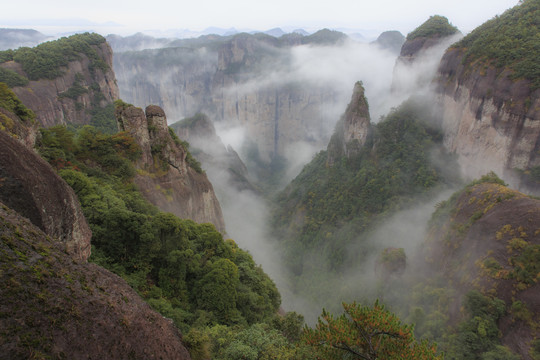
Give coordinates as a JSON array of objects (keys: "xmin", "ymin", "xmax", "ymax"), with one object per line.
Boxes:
[{"xmin": 1, "ymin": 0, "xmax": 519, "ymax": 38}]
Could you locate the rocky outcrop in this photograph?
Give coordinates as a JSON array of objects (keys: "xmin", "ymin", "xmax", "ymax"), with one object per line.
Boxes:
[
  {"xmin": 327, "ymin": 82, "xmax": 371, "ymax": 165},
  {"xmin": 0, "ymin": 36, "xmax": 118, "ymax": 127},
  {"xmin": 115, "ymin": 104, "xmax": 226, "ymax": 232},
  {"xmin": 0, "ymin": 201, "xmax": 191, "ymax": 359},
  {"xmin": 436, "ymin": 48, "xmax": 540, "ymax": 182},
  {"xmin": 425, "ymin": 180, "xmax": 540, "ymax": 359},
  {"xmin": 0, "ymin": 127, "xmax": 91, "ymax": 261}
]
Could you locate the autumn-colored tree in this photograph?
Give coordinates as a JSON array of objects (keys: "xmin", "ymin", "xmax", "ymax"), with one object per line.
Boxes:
[{"xmin": 302, "ymin": 301, "xmax": 441, "ymax": 360}]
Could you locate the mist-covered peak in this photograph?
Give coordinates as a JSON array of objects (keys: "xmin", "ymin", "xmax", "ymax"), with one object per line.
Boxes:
[
  {"xmin": 292, "ymin": 28, "xmax": 309, "ymax": 36},
  {"xmin": 303, "ymin": 28, "xmax": 348, "ymax": 45},
  {"xmin": 260, "ymin": 27, "xmax": 286, "ymax": 37},
  {"xmin": 0, "ymin": 28, "xmax": 51, "ymax": 50},
  {"xmin": 373, "ymin": 30, "xmax": 405, "ymax": 54}
]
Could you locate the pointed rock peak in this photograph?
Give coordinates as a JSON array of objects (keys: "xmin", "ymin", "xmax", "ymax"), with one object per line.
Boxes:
[
  {"xmin": 343, "ymin": 81, "xmax": 371, "ymax": 149},
  {"xmin": 327, "ymin": 82, "xmax": 371, "ymax": 164}
]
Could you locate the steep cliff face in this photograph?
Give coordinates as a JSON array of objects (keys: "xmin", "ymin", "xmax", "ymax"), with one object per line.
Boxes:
[
  {"xmin": 113, "ymin": 46, "xmax": 217, "ymax": 123},
  {"xmin": 113, "ymin": 31, "xmax": 348, "ymax": 164},
  {"xmin": 0, "ymin": 91, "xmax": 91, "ymax": 261},
  {"xmin": 0, "ymin": 34, "xmax": 119, "ymax": 127},
  {"xmin": 211, "ymin": 34, "xmax": 336, "ymax": 163},
  {"xmin": 437, "ymin": 50, "xmax": 540, "ymax": 180},
  {"xmin": 115, "ymin": 104, "xmax": 226, "ymax": 232},
  {"xmin": 0, "ymin": 201, "xmax": 191, "ymax": 359},
  {"xmin": 435, "ymin": 0, "xmax": 540, "ymax": 184},
  {"xmin": 425, "ymin": 179, "xmax": 540, "ymax": 359}
]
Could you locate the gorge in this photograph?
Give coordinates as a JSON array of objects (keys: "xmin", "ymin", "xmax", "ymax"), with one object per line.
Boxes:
[{"xmin": 0, "ymin": 1, "xmax": 539, "ymax": 359}]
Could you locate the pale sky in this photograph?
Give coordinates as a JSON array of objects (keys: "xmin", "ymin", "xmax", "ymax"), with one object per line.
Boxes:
[{"xmin": 1, "ymin": 0, "xmax": 520, "ymax": 38}]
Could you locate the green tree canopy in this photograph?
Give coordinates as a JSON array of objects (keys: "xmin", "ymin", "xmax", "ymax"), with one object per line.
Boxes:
[{"xmin": 302, "ymin": 301, "xmax": 441, "ymax": 360}]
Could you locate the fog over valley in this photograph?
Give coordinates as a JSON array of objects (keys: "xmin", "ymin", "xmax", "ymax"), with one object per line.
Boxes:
[{"xmin": 1, "ymin": 1, "xmax": 539, "ymax": 358}]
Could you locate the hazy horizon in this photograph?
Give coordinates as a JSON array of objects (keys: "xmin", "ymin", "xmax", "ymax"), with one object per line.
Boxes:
[{"xmin": 1, "ymin": 0, "xmax": 519, "ymax": 38}]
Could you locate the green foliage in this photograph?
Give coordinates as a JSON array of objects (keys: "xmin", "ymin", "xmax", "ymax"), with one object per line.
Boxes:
[
  {"xmin": 0, "ymin": 67, "xmax": 29, "ymax": 87},
  {"xmin": 407, "ymin": 15, "xmax": 459, "ymax": 41},
  {"xmin": 0, "ymin": 49, "xmax": 14, "ymax": 63},
  {"xmin": 87, "ymin": 103, "xmax": 118, "ymax": 134},
  {"xmin": 273, "ymin": 99, "xmax": 451, "ymax": 273},
  {"xmin": 58, "ymin": 74, "xmax": 88, "ymax": 100},
  {"xmin": 302, "ymin": 301, "xmax": 441, "ymax": 359},
  {"xmin": 453, "ymin": 0, "xmax": 540, "ymax": 89},
  {"xmin": 531, "ymin": 339, "xmax": 540, "ymax": 360},
  {"xmin": 0, "ymin": 82, "xmax": 35, "ymax": 122},
  {"xmin": 36, "ymin": 124, "xmax": 281, "ymax": 342},
  {"xmin": 3, "ymin": 33, "xmax": 107, "ymax": 81},
  {"xmin": 445, "ymin": 291, "xmax": 507, "ymax": 360},
  {"xmin": 508, "ymin": 243, "xmax": 540, "ymax": 287},
  {"xmin": 196, "ymin": 258, "xmax": 241, "ymax": 324},
  {"xmin": 481, "ymin": 346, "xmax": 520, "ymax": 360}
]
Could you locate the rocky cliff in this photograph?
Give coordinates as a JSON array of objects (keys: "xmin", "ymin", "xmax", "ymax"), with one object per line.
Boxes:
[
  {"xmin": 113, "ymin": 45, "xmax": 217, "ymax": 123},
  {"xmin": 115, "ymin": 103, "xmax": 226, "ymax": 232},
  {"xmin": 112, "ymin": 31, "xmax": 347, "ymax": 164},
  {"xmin": 424, "ymin": 177, "xmax": 540, "ymax": 359},
  {"xmin": 435, "ymin": 1, "xmax": 540, "ymax": 185},
  {"xmin": 0, "ymin": 86, "xmax": 91, "ymax": 261},
  {"xmin": 0, "ymin": 201, "xmax": 191, "ymax": 360},
  {"xmin": 326, "ymin": 81, "xmax": 371, "ymax": 165},
  {"xmin": 0, "ymin": 33, "xmax": 119, "ymax": 127}
]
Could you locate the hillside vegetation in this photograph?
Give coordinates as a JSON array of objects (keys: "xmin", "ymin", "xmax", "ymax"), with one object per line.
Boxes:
[
  {"xmin": 34, "ymin": 113, "xmax": 312, "ymax": 358},
  {"xmin": 0, "ymin": 33, "xmax": 108, "ymax": 81},
  {"xmin": 406, "ymin": 15, "xmax": 459, "ymax": 41},
  {"xmin": 272, "ymin": 99, "xmax": 457, "ymax": 275},
  {"xmin": 452, "ymin": 0, "xmax": 540, "ymax": 89}
]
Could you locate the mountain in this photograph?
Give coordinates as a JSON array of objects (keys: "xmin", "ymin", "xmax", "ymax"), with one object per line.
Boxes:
[
  {"xmin": 391, "ymin": 15, "xmax": 461, "ymax": 95},
  {"xmin": 0, "ymin": 85, "xmax": 91, "ymax": 260},
  {"xmin": 421, "ymin": 174, "xmax": 540, "ymax": 359},
  {"xmin": 271, "ymin": 82, "xmax": 456, "ymax": 285},
  {"xmin": 0, "ymin": 28, "xmax": 50, "ymax": 50},
  {"xmin": 0, "ymin": 33, "xmax": 119, "ymax": 127},
  {"xmin": 372, "ymin": 30, "xmax": 405, "ymax": 54},
  {"xmin": 0, "ymin": 86, "xmax": 192, "ymax": 359},
  {"xmin": 112, "ymin": 30, "xmax": 350, "ymax": 172},
  {"xmin": 115, "ymin": 103, "xmax": 226, "ymax": 232},
  {"xmin": 435, "ymin": 0, "xmax": 540, "ymax": 187}
]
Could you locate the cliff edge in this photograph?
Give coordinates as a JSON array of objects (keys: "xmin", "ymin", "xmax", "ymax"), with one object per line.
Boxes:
[{"xmin": 115, "ymin": 103, "xmax": 226, "ymax": 232}]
